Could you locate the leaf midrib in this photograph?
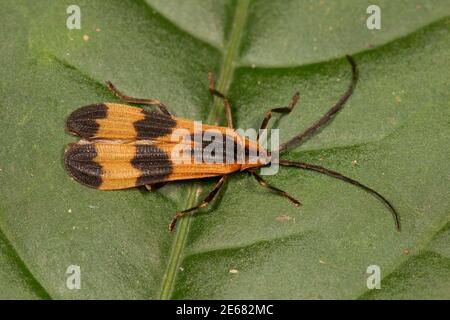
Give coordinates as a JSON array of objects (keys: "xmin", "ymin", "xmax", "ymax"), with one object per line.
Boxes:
[{"xmin": 158, "ymin": 0, "xmax": 251, "ymax": 300}]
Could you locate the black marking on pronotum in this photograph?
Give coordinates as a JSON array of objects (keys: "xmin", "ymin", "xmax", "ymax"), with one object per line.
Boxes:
[
  {"xmin": 131, "ymin": 144, "xmax": 173, "ymax": 186},
  {"xmin": 64, "ymin": 143, "xmax": 103, "ymax": 188},
  {"xmin": 66, "ymin": 104, "xmax": 108, "ymax": 138},
  {"xmin": 134, "ymin": 110, "xmax": 176, "ymax": 139}
]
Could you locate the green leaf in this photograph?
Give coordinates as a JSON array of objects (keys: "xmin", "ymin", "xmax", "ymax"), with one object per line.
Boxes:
[{"xmin": 0, "ymin": 0, "xmax": 449, "ymax": 299}]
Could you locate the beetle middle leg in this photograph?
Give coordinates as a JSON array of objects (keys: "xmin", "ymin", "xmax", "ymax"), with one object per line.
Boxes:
[
  {"xmin": 207, "ymin": 72, "xmax": 233, "ymax": 129},
  {"xmin": 169, "ymin": 175, "xmax": 227, "ymax": 231}
]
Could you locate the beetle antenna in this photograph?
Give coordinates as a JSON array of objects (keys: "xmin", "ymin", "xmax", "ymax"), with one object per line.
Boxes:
[
  {"xmin": 278, "ymin": 159, "xmax": 401, "ymax": 231},
  {"xmin": 278, "ymin": 55, "xmax": 358, "ymax": 153}
]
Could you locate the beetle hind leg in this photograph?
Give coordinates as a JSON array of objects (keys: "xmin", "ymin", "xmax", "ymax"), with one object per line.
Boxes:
[{"xmin": 105, "ymin": 81, "xmax": 171, "ymax": 116}]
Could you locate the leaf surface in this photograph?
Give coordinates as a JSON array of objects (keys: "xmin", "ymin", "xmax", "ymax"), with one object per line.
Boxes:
[{"xmin": 0, "ymin": 0, "xmax": 449, "ymax": 299}]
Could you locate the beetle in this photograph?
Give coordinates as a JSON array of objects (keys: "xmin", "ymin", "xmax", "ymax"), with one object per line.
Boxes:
[{"xmin": 64, "ymin": 55, "xmax": 400, "ymax": 231}]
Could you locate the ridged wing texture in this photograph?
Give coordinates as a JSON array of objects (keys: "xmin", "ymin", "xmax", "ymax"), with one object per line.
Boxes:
[
  {"xmin": 64, "ymin": 142, "xmax": 240, "ymax": 190},
  {"xmin": 66, "ymin": 103, "xmax": 177, "ymax": 140}
]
